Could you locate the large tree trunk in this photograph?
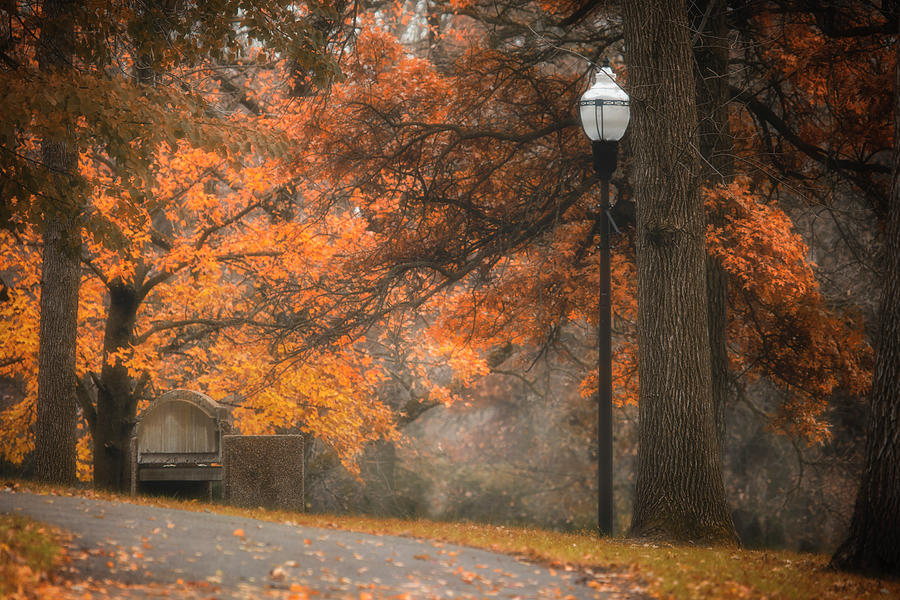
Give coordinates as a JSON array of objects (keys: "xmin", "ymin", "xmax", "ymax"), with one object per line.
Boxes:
[
  {"xmin": 33, "ymin": 0, "xmax": 79, "ymax": 484},
  {"xmin": 691, "ymin": 0, "xmax": 733, "ymax": 456},
  {"xmin": 830, "ymin": 15, "xmax": 900, "ymax": 577},
  {"xmin": 34, "ymin": 208, "xmax": 80, "ymax": 484},
  {"xmin": 623, "ymin": 0, "xmax": 737, "ymax": 544},
  {"xmin": 93, "ymin": 280, "xmax": 141, "ymax": 490}
]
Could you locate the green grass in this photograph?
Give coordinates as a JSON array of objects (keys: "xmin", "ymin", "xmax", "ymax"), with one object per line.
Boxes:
[
  {"xmin": 7, "ymin": 479, "xmax": 900, "ymax": 599},
  {"xmin": 0, "ymin": 512, "xmax": 63, "ymax": 597}
]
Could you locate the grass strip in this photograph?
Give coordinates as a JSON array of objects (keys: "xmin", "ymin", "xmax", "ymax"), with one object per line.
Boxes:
[{"xmin": 0, "ymin": 512, "xmax": 63, "ymax": 598}]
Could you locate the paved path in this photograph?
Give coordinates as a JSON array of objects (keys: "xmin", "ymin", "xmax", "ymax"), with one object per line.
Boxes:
[{"xmin": 1, "ymin": 490, "xmax": 629, "ymax": 599}]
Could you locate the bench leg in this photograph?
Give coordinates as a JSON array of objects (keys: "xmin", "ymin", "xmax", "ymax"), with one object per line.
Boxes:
[{"xmin": 129, "ymin": 438, "xmax": 137, "ymax": 496}]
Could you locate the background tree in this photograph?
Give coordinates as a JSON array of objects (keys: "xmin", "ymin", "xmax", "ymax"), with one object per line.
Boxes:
[
  {"xmin": 831, "ymin": 6, "xmax": 900, "ymax": 576},
  {"xmin": 718, "ymin": 0, "xmax": 891, "ymax": 547},
  {"xmin": 692, "ymin": 0, "xmax": 732, "ymax": 455}
]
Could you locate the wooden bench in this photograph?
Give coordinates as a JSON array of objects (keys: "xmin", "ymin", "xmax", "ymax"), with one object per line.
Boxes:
[{"xmin": 130, "ymin": 389, "xmax": 230, "ymax": 497}]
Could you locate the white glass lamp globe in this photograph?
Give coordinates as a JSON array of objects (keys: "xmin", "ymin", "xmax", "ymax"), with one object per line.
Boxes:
[{"xmin": 579, "ymin": 67, "xmax": 630, "ymax": 142}]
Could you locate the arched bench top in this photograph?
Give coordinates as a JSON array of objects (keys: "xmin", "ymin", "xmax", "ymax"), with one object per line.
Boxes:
[
  {"xmin": 142, "ymin": 389, "xmax": 229, "ymax": 420},
  {"xmin": 134, "ymin": 389, "xmax": 230, "ymax": 463}
]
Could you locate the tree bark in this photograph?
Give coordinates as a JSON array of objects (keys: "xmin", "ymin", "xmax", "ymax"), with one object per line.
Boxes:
[
  {"xmin": 33, "ymin": 0, "xmax": 80, "ymax": 484},
  {"xmin": 34, "ymin": 206, "xmax": 80, "ymax": 484},
  {"xmin": 830, "ymin": 13, "xmax": 900, "ymax": 577},
  {"xmin": 623, "ymin": 0, "xmax": 737, "ymax": 544},
  {"xmin": 93, "ymin": 280, "xmax": 141, "ymax": 490},
  {"xmin": 691, "ymin": 0, "xmax": 733, "ymax": 457}
]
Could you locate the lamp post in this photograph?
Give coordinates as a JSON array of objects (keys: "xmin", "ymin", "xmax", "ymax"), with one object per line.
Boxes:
[{"xmin": 579, "ymin": 65, "xmax": 629, "ymax": 536}]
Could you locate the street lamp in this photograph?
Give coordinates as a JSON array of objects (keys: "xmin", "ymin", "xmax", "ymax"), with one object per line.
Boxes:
[{"xmin": 579, "ymin": 65, "xmax": 629, "ymax": 536}]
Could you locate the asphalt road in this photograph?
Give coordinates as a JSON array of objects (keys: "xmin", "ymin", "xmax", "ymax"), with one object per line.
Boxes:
[{"xmin": 0, "ymin": 489, "xmax": 630, "ymax": 599}]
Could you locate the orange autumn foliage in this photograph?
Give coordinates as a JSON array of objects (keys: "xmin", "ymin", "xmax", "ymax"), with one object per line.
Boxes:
[
  {"xmin": 0, "ymin": 69, "xmax": 399, "ymax": 477},
  {"xmin": 1, "ymin": 0, "xmax": 884, "ymax": 485},
  {"xmin": 300, "ymin": 22, "xmax": 873, "ymax": 445},
  {"xmin": 706, "ymin": 178, "xmax": 872, "ymax": 441}
]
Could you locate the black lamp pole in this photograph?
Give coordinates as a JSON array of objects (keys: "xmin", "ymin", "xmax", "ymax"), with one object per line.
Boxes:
[
  {"xmin": 580, "ymin": 64, "xmax": 628, "ymax": 536},
  {"xmin": 593, "ymin": 139, "xmax": 616, "ymax": 536}
]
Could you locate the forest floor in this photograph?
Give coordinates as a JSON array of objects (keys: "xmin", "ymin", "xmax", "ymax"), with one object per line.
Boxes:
[{"xmin": 1, "ymin": 480, "xmax": 898, "ymax": 599}]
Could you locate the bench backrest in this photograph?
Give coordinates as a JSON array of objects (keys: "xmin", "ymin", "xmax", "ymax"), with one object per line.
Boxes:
[{"xmin": 135, "ymin": 390, "xmax": 228, "ymax": 463}]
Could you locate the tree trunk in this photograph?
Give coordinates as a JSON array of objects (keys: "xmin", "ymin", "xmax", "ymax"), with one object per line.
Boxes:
[
  {"xmin": 34, "ymin": 211, "xmax": 79, "ymax": 484},
  {"xmin": 830, "ymin": 15, "xmax": 900, "ymax": 577},
  {"xmin": 33, "ymin": 0, "xmax": 79, "ymax": 485},
  {"xmin": 691, "ymin": 0, "xmax": 733, "ymax": 457},
  {"xmin": 623, "ymin": 0, "xmax": 737, "ymax": 544},
  {"xmin": 88, "ymin": 3, "xmax": 162, "ymax": 491},
  {"xmin": 92, "ymin": 280, "xmax": 141, "ymax": 490}
]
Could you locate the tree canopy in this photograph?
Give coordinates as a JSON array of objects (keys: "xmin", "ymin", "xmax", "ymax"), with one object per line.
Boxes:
[{"xmin": 0, "ymin": 0, "xmax": 894, "ymax": 559}]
